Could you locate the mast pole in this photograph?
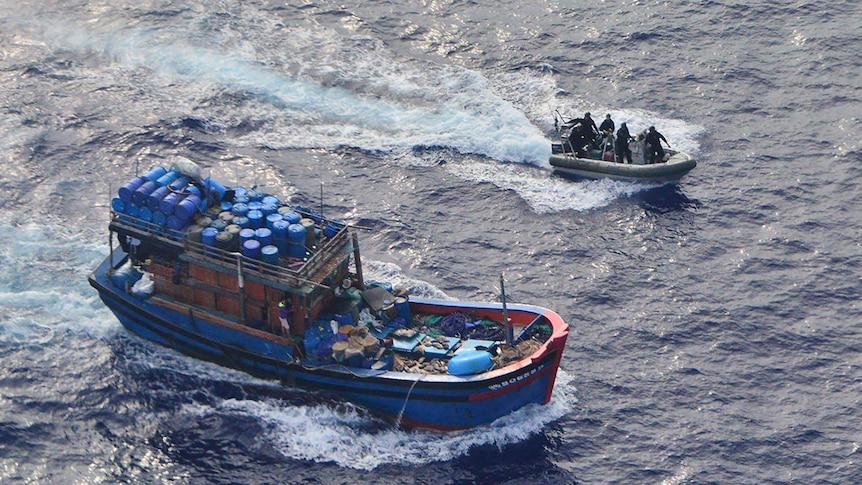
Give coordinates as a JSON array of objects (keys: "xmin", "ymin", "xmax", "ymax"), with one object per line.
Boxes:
[
  {"xmin": 501, "ymin": 273, "xmax": 512, "ymax": 344},
  {"xmin": 352, "ymin": 232, "xmax": 365, "ymax": 290}
]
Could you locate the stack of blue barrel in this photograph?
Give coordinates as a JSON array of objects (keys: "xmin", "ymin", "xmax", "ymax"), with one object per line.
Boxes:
[
  {"xmin": 114, "ymin": 164, "xmax": 339, "ymax": 266},
  {"xmin": 113, "ymin": 165, "xmax": 226, "ymax": 234}
]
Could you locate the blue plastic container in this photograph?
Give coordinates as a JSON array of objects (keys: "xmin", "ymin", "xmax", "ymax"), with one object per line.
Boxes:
[
  {"xmin": 265, "ymin": 213, "xmax": 283, "ymax": 230},
  {"xmin": 142, "ymin": 166, "xmax": 167, "ymax": 183},
  {"xmin": 287, "ymin": 223, "xmax": 307, "ymax": 258},
  {"xmin": 131, "ymin": 180, "xmax": 158, "ymax": 206},
  {"xmin": 246, "ymin": 188, "xmax": 263, "ymax": 202},
  {"xmin": 233, "ymin": 192, "xmax": 249, "ymax": 205},
  {"xmin": 169, "ymin": 176, "xmax": 192, "ymax": 192},
  {"xmin": 118, "ymin": 177, "xmax": 145, "ymax": 203},
  {"xmin": 146, "ymin": 185, "xmax": 170, "ymax": 211},
  {"xmin": 247, "ymin": 201, "xmax": 263, "ymax": 213},
  {"xmin": 279, "ymin": 209, "xmax": 301, "ymax": 224},
  {"xmin": 167, "ymin": 214, "xmax": 188, "ymax": 231},
  {"xmin": 232, "ymin": 216, "xmax": 249, "ymax": 228},
  {"xmin": 125, "ymin": 203, "xmax": 140, "ymax": 218},
  {"xmin": 175, "ymin": 194, "xmax": 202, "ymax": 222},
  {"xmin": 239, "ymin": 228, "xmax": 256, "ymax": 247},
  {"xmin": 159, "ymin": 191, "xmax": 183, "ymax": 215},
  {"xmin": 203, "ymin": 177, "xmax": 227, "ymax": 203},
  {"xmin": 138, "ymin": 205, "xmax": 153, "ymax": 222},
  {"xmin": 261, "ymin": 245, "xmax": 279, "ymax": 264},
  {"xmin": 201, "ymin": 227, "xmax": 219, "ymax": 248},
  {"xmin": 323, "ymin": 220, "xmax": 345, "ymax": 238},
  {"xmin": 262, "ymin": 195, "xmax": 279, "ymax": 207},
  {"xmin": 241, "ymin": 239, "xmax": 261, "ymax": 259},
  {"xmin": 155, "ymin": 169, "xmax": 180, "ymax": 187},
  {"xmin": 395, "ymin": 296, "xmax": 411, "ymax": 323},
  {"xmin": 447, "ymin": 350, "xmax": 493, "ymax": 376},
  {"xmin": 152, "ymin": 210, "xmax": 167, "ymax": 227},
  {"xmin": 231, "ymin": 202, "xmax": 249, "ymax": 217},
  {"xmin": 219, "ymin": 200, "xmax": 233, "ymax": 212},
  {"xmin": 255, "ymin": 227, "xmax": 273, "ymax": 247},
  {"xmin": 247, "ymin": 209, "xmax": 264, "ymax": 229},
  {"xmin": 111, "ymin": 197, "xmax": 125, "ymax": 213},
  {"xmin": 261, "ymin": 202, "xmax": 278, "ymax": 217}
]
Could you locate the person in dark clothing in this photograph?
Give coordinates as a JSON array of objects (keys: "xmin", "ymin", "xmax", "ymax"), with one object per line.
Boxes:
[
  {"xmin": 644, "ymin": 126, "xmax": 670, "ymax": 163},
  {"xmin": 599, "ymin": 114, "xmax": 615, "ymax": 135},
  {"xmin": 615, "ymin": 123, "xmax": 634, "ymax": 163},
  {"xmin": 582, "ymin": 112, "xmax": 600, "ymax": 147},
  {"xmin": 566, "ymin": 121, "xmax": 588, "ymax": 156}
]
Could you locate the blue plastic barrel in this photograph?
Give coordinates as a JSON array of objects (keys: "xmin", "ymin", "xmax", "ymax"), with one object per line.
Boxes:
[
  {"xmin": 271, "ymin": 219, "xmax": 290, "ymax": 238},
  {"xmin": 323, "ymin": 220, "xmax": 345, "ymax": 238},
  {"xmin": 155, "ymin": 169, "xmax": 180, "ymax": 187},
  {"xmin": 287, "ymin": 223, "xmax": 307, "ymax": 258},
  {"xmin": 201, "ymin": 227, "xmax": 219, "ymax": 248},
  {"xmin": 447, "ymin": 350, "xmax": 493, "ymax": 376},
  {"xmin": 118, "ymin": 177, "xmax": 145, "ymax": 203},
  {"xmin": 233, "ymin": 193, "xmax": 249, "ymax": 205},
  {"xmin": 138, "ymin": 205, "xmax": 153, "ymax": 222},
  {"xmin": 395, "ymin": 296, "xmax": 411, "ymax": 323},
  {"xmin": 279, "ymin": 209, "xmax": 301, "ymax": 224},
  {"xmin": 159, "ymin": 191, "xmax": 183, "ymax": 215},
  {"xmin": 203, "ymin": 177, "xmax": 227, "ymax": 203},
  {"xmin": 142, "ymin": 166, "xmax": 167, "ymax": 183},
  {"xmin": 219, "ymin": 200, "xmax": 233, "ymax": 212},
  {"xmin": 125, "ymin": 203, "xmax": 140, "ymax": 218},
  {"xmin": 169, "ymin": 176, "xmax": 192, "ymax": 192},
  {"xmin": 231, "ymin": 202, "xmax": 249, "ymax": 217},
  {"xmin": 175, "ymin": 194, "xmax": 202, "ymax": 222},
  {"xmin": 111, "ymin": 197, "xmax": 125, "ymax": 213},
  {"xmin": 261, "ymin": 245, "xmax": 279, "ymax": 265},
  {"xmin": 239, "ymin": 228, "xmax": 256, "ymax": 247},
  {"xmin": 241, "ymin": 239, "xmax": 261, "ymax": 259},
  {"xmin": 146, "ymin": 185, "xmax": 170, "ymax": 211},
  {"xmin": 255, "ymin": 227, "xmax": 272, "ymax": 247},
  {"xmin": 232, "ymin": 216, "xmax": 249, "ymax": 228},
  {"xmin": 247, "ymin": 201, "xmax": 263, "ymax": 213},
  {"xmin": 262, "ymin": 195, "xmax": 279, "ymax": 207},
  {"xmin": 167, "ymin": 214, "xmax": 188, "ymax": 231},
  {"xmin": 272, "ymin": 219, "xmax": 290, "ymax": 254},
  {"xmin": 131, "ymin": 180, "xmax": 158, "ymax": 206},
  {"xmin": 152, "ymin": 210, "xmax": 167, "ymax": 227},
  {"xmin": 185, "ymin": 185, "xmax": 202, "ymax": 198},
  {"xmin": 266, "ymin": 213, "xmax": 283, "ymax": 230},
  {"xmin": 261, "ymin": 202, "xmax": 278, "ymax": 217},
  {"xmin": 246, "ymin": 188, "xmax": 263, "ymax": 202},
  {"xmin": 247, "ymin": 209, "xmax": 263, "ymax": 229}
]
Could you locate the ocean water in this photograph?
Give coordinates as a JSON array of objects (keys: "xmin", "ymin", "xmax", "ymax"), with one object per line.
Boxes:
[{"xmin": 0, "ymin": 1, "xmax": 859, "ymax": 484}]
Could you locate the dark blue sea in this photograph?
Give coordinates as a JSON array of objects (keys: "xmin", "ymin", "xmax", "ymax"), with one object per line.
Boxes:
[{"xmin": 1, "ymin": 1, "xmax": 860, "ymax": 483}]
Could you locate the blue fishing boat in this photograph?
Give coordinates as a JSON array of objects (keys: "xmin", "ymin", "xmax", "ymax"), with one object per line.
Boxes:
[{"xmin": 89, "ymin": 159, "xmax": 569, "ymax": 431}]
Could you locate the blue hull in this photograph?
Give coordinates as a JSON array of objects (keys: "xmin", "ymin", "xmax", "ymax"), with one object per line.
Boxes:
[{"xmin": 90, "ymin": 252, "xmax": 568, "ymax": 430}]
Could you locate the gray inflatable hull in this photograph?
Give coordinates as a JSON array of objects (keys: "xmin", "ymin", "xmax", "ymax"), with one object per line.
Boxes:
[{"xmin": 549, "ymin": 151, "xmax": 697, "ymax": 182}]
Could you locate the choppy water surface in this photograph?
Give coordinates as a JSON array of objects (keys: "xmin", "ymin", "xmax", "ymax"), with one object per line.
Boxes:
[{"xmin": 0, "ymin": 1, "xmax": 859, "ymax": 484}]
